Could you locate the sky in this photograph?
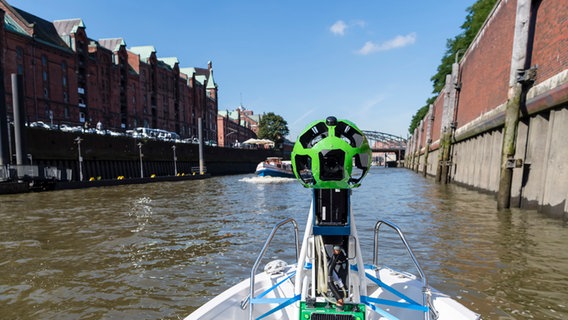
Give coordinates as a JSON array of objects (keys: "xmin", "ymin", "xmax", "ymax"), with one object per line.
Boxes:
[{"xmin": 8, "ymin": 0, "xmax": 475, "ymax": 140}]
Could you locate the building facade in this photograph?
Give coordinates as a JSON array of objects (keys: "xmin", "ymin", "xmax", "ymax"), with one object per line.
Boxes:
[
  {"xmin": 217, "ymin": 107, "xmax": 259, "ymax": 147},
  {"xmin": 0, "ymin": 1, "xmax": 218, "ymax": 142}
]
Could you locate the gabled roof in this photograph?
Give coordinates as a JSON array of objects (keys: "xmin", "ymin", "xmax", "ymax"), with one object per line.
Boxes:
[
  {"xmin": 159, "ymin": 57, "xmax": 179, "ymax": 69},
  {"xmin": 4, "ymin": 13, "xmax": 26, "ymax": 34},
  {"xmin": 180, "ymin": 66, "xmax": 212, "ymax": 85},
  {"xmin": 180, "ymin": 67, "xmax": 197, "ymax": 78},
  {"xmin": 98, "ymin": 38, "xmax": 126, "ymax": 52},
  {"xmin": 129, "ymin": 46, "xmax": 156, "ymax": 61},
  {"xmin": 180, "ymin": 65, "xmax": 217, "ymax": 88},
  {"xmin": 8, "ymin": 6, "xmax": 72, "ymax": 50},
  {"xmin": 53, "ymin": 18, "xmax": 85, "ymax": 36},
  {"xmin": 207, "ymin": 69, "xmax": 217, "ymax": 89},
  {"xmin": 195, "ymin": 74, "xmax": 208, "ymax": 85}
]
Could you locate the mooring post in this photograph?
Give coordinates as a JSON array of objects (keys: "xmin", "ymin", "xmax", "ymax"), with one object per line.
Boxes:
[
  {"xmin": 11, "ymin": 74, "xmax": 26, "ymax": 166},
  {"xmin": 497, "ymin": 0, "xmax": 531, "ymax": 209},
  {"xmin": 198, "ymin": 117, "xmax": 205, "ymax": 175},
  {"xmin": 0, "ymin": 68, "xmax": 8, "ymax": 166},
  {"xmin": 423, "ymin": 143, "xmax": 429, "ymax": 177},
  {"xmin": 440, "ymin": 130, "xmax": 451, "ymax": 183}
]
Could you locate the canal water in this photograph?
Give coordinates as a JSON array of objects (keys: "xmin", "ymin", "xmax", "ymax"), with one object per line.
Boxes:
[{"xmin": 0, "ymin": 167, "xmax": 566, "ymax": 319}]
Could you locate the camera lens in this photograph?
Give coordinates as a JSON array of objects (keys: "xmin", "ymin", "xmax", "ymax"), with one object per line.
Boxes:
[{"xmin": 319, "ymin": 149, "xmax": 345, "ymax": 181}]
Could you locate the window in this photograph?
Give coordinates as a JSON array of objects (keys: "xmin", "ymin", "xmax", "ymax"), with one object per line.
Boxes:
[
  {"xmin": 41, "ymin": 56, "xmax": 49, "ymax": 82},
  {"xmin": 16, "ymin": 47, "xmax": 24, "ymax": 75},
  {"xmin": 61, "ymin": 61, "xmax": 68, "ymax": 87},
  {"xmin": 16, "ymin": 47, "xmax": 23, "ymax": 60}
]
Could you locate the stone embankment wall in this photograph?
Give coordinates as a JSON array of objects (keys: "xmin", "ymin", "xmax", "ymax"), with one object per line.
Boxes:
[
  {"xmin": 406, "ymin": 0, "xmax": 568, "ymax": 219},
  {"xmin": 24, "ymin": 128, "xmax": 277, "ymax": 179}
]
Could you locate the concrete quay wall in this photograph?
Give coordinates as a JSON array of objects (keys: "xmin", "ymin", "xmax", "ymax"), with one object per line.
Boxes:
[
  {"xmin": 20, "ymin": 128, "xmax": 277, "ymax": 180},
  {"xmin": 406, "ymin": 0, "xmax": 568, "ymax": 219}
]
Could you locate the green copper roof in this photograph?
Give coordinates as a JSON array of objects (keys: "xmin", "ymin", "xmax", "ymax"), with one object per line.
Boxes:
[
  {"xmin": 207, "ymin": 69, "xmax": 217, "ymax": 89},
  {"xmin": 195, "ymin": 75, "xmax": 207, "ymax": 86},
  {"xmin": 180, "ymin": 67, "xmax": 196, "ymax": 77},
  {"xmin": 159, "ymin": 57, "xmax": 179, "ymax": 68},
  {"xmin": 4, "ymin": 13, "xmax": 26, "ymax": 35}
]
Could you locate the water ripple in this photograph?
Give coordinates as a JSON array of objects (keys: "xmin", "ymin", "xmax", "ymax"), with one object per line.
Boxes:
[{"xmin": 0, "ymin": 168, "xmax": 566, "ymax": 319}]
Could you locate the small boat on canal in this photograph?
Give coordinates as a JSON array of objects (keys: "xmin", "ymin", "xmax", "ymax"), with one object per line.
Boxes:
[
  {"xmin": 185, "ymin": 117, "xmax": 480, "ymax": 320},
  {"xmin": 255, "ymin": 157, "xmax": 295, "ymax": 178}
]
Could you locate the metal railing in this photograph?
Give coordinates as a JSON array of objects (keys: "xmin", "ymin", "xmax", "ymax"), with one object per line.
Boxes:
[
  {"xmin": 243, "ymin": 218, "xmax": 300, "ymax": 319},
  {"xmin": 373, "ymin": 219, "xmax": 438, "ymax": 320}
]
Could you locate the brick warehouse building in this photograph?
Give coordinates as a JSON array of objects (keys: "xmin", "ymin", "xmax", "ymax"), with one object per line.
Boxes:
[
  {"xmin": 217, "ymin": 107, "xmax": 260, "ymax": 148},
  {"xmin": 0, "ymin": 0, "xmax": 218, "ymax": 142}
]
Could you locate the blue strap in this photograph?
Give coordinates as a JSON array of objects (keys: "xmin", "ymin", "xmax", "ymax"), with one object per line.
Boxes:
[
  {"xmin": 249, "ymin": 271, "xmax": 299, "ymax": 320},
  {"xmin": 251, "ymin": 297, "xmax": 295, "ymax": 304},
  {"xmin": 360, "ymin": 296, "xmax": 401, "ymax": 320},
  {"xmin": 362, "ymin": 295, "xmax": 428, "ymax": 312},
  {"xmin": 364, "ymin": 271, "xmax": 426, "ymax": 310},
  {"xmin": 254, "ymin": 294, "xmax": 300, "ymax": 320},
  {"xmin": 253, "ymin": 271, "xmax": 296, "ymax": 300}
]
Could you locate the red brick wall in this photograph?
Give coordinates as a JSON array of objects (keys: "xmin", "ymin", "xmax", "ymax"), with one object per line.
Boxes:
[
  {"xmin": 531, "ymin": 0, "xmax": 568, "ymax": 85},
  {"xmin": 3, "ymin": 30, "xmax": 77, "ymax": 126},
  {"xmin": 410, "ymin": 0, "xmax": 568, "ymax": 166},
  {"xmin": 0, "ymin": 4, "xmax": 218, "ymax": 138},
  {"xmin": 456, "ymin": 0, "xmax": 516, "ymax": 130}
]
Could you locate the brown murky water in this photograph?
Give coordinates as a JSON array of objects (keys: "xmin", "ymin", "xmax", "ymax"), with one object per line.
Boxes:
[{"xmin": 1, "ymin": 168, "xmax": 566, "ymax": 319}]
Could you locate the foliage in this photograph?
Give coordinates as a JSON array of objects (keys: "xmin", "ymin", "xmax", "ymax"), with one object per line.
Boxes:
[
  {"xmin": 409, "ymin": 0, "xmax": 498, "ymax": 134},
  {"xmin": 258, "ymin": 112, "xmax": 289, "ymax": 146},
  {"xmin": 409, "ymin": 97, "xmax": 435, "ymax": 135}
]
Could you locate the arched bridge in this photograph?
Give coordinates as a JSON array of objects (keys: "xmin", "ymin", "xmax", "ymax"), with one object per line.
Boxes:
[{"xmin": 362, "ymin": 130, "xmax": 407, "ymax": 165}]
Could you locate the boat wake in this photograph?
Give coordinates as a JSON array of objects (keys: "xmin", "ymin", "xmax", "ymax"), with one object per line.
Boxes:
[{"xmin": 240, "ymin": 176, "xmax": 296, "ymax": 184}]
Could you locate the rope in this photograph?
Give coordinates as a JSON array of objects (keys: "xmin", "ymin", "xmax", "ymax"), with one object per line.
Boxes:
[{"xmin": 314, "ymin": 235, "xmax": 328, "ymax": 295}]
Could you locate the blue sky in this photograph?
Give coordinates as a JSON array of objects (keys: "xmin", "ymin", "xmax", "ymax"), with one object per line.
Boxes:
[{"xmin": 9, "ymin": 0, "xmax": 475, "ymax": 140}]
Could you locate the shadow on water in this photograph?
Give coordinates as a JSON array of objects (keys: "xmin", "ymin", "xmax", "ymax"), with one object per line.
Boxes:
[{"xmin": 0, "ymin": 168, "xmax": 566, "ymax": 319}]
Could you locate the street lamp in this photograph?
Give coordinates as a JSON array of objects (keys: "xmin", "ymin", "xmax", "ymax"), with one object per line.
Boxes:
[
  {"xmin": 172, "ymin": 144, "xmax": 178, "ymax": 176},
  {"xmin": 74, "ymin": 137, "xmax": 83, "ymax": 181},
  {"xmin": 26, "ymin": 153, "xmax": 33, "ymax": 177},
  {"xmin": 225, "ymin": 127, "xmax": 238, "ymax": 147},
  {"xmin": 138, "ymin": 142, "xmax": 143, "ymax": 178}
]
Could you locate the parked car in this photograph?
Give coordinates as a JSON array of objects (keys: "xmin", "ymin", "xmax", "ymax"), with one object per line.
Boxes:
[
  {"xmin": 59, "ymin": 124, "xmax": 82, "ymax": 133},
  {"xmin": 29, "ymin": 121, "xmax": 52, "ymax": 129}
]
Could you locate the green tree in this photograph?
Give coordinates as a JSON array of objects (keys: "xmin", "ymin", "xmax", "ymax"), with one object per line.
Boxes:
[
  {"xmin": 258, "ymin": 112, "xmax": 289, "ymax": 147},
  {"xmin": 409, "ymin": 96, "xmax": 436, "ymax": 135},
  {"xmin": 409, "ymin": 0, "xmax": 498, "ymax": 134}
]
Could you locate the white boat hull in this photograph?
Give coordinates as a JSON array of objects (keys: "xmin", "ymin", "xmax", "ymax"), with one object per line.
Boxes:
[
  {"xmin": 255, "ymin": 158, "xmax": 295, "ymax": 178},
  {"xmin": 185, "ymin": 262, "xmax": 479, "ymax": 320},
  {"xmin": 186, "ymin": 192, "xmax": 480, "ymax": 320},
  {"xmin": 185, "ymin": 265, "xmax": 297, "ymax": 320}
]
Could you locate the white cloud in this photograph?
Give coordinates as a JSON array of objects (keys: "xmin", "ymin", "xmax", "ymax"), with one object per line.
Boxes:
[
  {"xmin": 356, "ymin": 32, "xmax": 417, "ymax": 55},
  {"xmin": 330, "ymin": 20, "xmax": 347, "ymax": 36}
]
